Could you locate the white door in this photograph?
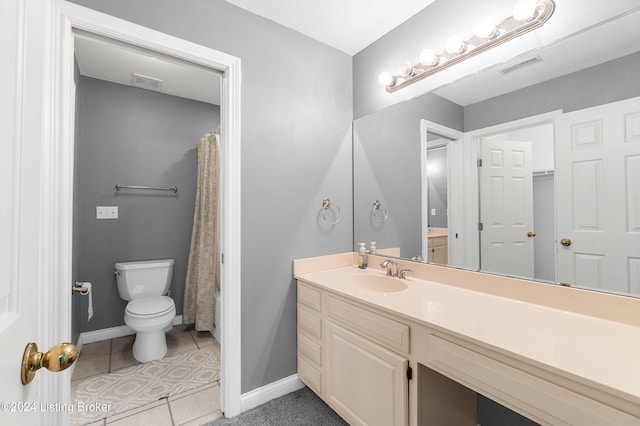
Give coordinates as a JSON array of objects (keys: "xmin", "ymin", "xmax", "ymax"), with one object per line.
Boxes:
[
  {"xmin": 479, "ymin": 140, "xmax": 535, "ymax": 278},
  {"xmin": 555, "ymin": 96, "xmax": 640, "ymax": 295},
  {"xmin": 1, "ymin": 0, "xmax": 70, "ymax": 424}
]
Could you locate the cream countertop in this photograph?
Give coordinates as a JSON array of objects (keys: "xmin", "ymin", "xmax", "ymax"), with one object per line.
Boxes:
[{"xmin": 293, "ymin": 253, "xmax": 640, "ymax": 405}]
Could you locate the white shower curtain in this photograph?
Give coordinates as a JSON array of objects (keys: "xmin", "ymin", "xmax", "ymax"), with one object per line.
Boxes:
[{"xmin": 183, "ymin": 131, "xmax": 220, "ymax": 332}]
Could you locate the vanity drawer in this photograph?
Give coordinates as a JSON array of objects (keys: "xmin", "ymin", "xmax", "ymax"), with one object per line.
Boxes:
[
  {"xmin": 298, "ymin": 281, "xmax": 322, "ymax": 312},
  {"xmin": 298, "ymin": 332, "xmax": 322, "ymax": 366},
  {"xmin": 326, "ymin": 295, "xmax": 410, "ymax": 354},
  {"xmin": 298, "ymin": 306, "xmax": 322, "ymax": 340},
  {"xmin": 298, "ymin": 355, "xmax": 322, "ymax": 395},
  {"xmin": 428, "ymin": 235, "xmax": 447, "ymax": 247},
  {"xmin": 425, "ymin": 335, "xmax": 639, "ymax": 425}
]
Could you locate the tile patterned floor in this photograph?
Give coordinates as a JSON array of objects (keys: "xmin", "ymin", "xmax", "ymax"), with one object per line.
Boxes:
[{"xmin": 71, "ymin": 325, "xmax": 222, "ymax": 426}]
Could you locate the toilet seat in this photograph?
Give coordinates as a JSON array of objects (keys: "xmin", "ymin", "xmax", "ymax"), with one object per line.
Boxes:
[{"xmin": 126, "ymin": 296, "xmax": 175, "ymax": 317}]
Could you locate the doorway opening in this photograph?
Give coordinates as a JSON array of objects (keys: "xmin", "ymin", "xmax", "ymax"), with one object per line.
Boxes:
[
  {"xmin": 71, "ymin": 31, "xmax": 225, "ymax": 423},
  {"xmin": 55, "ymin": 2, "xmax": 242, "ymax": 419},
  {"xmin": 420, "ymin": 120, "xmax": 464, "ymax": 267},
  {"xmin": 469, "ymin": 114, "xmax": 557, "ymax": 282}
]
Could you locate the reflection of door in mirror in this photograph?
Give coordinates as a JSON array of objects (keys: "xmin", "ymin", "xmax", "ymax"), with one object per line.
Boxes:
[
  {"xmin": 426, "ymin": 145, "xmax": 449, "ymax": 265},
  {"xmin": 479, "ymin": 124, "xmax": 555, "ymax": 282},
  {"xmin": 555, "ymin": 96, "xmax": 640, "ymax": 296},
  {"xmin": 479, "ymin": 140, "xmax": 534, "ymax": 278}
]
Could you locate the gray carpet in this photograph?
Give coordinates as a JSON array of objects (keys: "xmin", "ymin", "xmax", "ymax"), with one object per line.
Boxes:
[{"xmin": 207, "ymin": 387, "xmax": 348, "ymax": 425}]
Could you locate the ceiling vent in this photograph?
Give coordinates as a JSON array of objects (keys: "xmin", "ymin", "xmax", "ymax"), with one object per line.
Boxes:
[
  {"xmin": 499, "ymin": 56, "xmax": 544, "ymax": 75},
  {"xmin": 132, "ymin": 73, "xmax": 163, "ymax": 91}
]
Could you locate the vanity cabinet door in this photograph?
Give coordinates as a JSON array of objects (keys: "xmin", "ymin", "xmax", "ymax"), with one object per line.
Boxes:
[{"xmin": 325, "ymin": 321, "xmax": 408, "ymax": 426}]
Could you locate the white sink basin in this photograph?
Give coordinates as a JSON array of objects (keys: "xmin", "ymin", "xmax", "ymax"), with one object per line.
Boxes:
[{"xmin": 345, "ymin": 275, "xmax": 408, "ymax": 293}]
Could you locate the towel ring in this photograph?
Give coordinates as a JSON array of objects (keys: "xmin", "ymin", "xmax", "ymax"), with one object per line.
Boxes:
[
  {"xmin": 321, "ymin": 198, "xmax": 341, "ymax": 225},
  {"xmin": 372, "ymin": 200, "xmax": 389, "ymax": 223}
]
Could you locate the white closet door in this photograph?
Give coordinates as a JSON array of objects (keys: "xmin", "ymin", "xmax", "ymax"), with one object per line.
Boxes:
[{"xmin": 479, "ymin": 140, "xmax": 534, "ymax": 279}]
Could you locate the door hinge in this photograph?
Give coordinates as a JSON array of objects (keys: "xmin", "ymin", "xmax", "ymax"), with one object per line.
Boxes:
[
  {"xmin": 478, "ymin": 222, "xmax": 484, "ymax": 231},
  {"xmin": 221, "ymin": 253, "xmax": 224, "ymax": 264},
  {"xmin": 477, "ymin": 158, "xmax": 483, "ymax": 167},
  {"xmin": 407, "ymin": 365, "xmax": 413, "ymax": 381}
]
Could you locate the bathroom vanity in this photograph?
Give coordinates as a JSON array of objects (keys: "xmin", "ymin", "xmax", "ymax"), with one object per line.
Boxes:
[
  {"xmin": 293, "ymin": 253, "xmax": 640, "ymax": 426},
  {"xmin": 426, "ymin": 227, "xmax": 448, "ymax": 265}
]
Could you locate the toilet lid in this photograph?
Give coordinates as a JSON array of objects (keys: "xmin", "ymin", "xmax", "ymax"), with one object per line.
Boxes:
[{"xmin": 126, "ymin": 296, "xmax": 175, "ymax": 316}]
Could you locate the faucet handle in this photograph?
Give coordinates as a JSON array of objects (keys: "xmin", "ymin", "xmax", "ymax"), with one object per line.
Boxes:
[
  {"xmin": 380, "ymin": 259, "xmax": 397, "ymax": 276},
  {"xmin": 398, "ymin": 269, "xmax": 413, "ymax": 279}
]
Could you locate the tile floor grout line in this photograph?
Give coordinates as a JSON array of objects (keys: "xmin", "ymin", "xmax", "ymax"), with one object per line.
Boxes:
[
  {"xmin": 108, "ymin": 338, "xmax": 113, "ymax": 374},
  {"xmin": 165, "ymin": 397, "xmax": 177, "ymax": 426}
]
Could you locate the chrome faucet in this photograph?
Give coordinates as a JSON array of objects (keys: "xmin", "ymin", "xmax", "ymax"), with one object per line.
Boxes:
[{"xmin": 380, "ymin": 259, "xmax": 398, "ymax": 277}]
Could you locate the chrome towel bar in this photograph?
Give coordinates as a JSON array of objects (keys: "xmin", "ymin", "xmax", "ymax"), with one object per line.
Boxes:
[{"xmin": 115, "ymin": 184, "xmax": 178, "ymax": 193}]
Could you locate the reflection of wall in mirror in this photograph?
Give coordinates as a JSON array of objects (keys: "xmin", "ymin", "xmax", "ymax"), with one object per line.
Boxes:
[{"xmin": 426, "ymin": 146, "xmax": 448, "ymax": 228}]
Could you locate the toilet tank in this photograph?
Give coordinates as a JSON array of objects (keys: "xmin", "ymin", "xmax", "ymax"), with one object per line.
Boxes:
[{"xmin": 114, "ymin": 259, "xmax": 174, "ymax": 301}]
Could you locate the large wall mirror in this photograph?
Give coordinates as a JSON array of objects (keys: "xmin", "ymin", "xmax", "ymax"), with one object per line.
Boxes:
[{"xmin": 353, "ymin": 7, "xmax": 640, "ymax": 297}]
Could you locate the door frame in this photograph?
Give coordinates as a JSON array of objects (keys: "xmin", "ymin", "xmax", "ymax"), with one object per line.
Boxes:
[
  {"xmin": 53, "ymin": 1, "xmax": 242, "ymax": 417},
  {"xmin": 465, "ymin": 110, "xmax": 560, "ymax": 275}
]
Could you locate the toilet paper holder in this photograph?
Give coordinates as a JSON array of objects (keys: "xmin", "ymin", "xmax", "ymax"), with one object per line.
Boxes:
[{"xmin": 72, "ymin": 281, "xmax": 91, "ymax": 295}]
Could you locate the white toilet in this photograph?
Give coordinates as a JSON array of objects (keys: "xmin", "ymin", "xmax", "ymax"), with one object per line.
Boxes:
[{"xmin": 114, "ymin": 259, "xmax": 177, "ymax": 363}]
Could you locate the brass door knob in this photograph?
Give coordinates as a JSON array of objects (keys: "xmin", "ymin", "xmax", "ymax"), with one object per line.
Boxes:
[
  {"xmin": 21, "ymin": 342, "xmax": 78, "ymax": 385},
  {"xmin": 560, "ymin": 238, "xmax": 572, "ymax": 247},
  {"xmin": 527, "ymin": 231, "xmax": 536, "ymax": 237}
]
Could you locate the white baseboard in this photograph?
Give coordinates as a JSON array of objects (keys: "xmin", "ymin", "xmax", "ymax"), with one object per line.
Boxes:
[{"xmin": 239, "ymin": 374, "xmax": 305, "ymax": 413}]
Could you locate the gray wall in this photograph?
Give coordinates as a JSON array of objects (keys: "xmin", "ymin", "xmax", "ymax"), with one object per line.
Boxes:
[
  {"xmin": 69, "ymin": 0, "xmax": 354, "ymax": 394},
  {"xmin": 353, "ymin": 93, "xmax": 462, "ymax": 258},
  {"xmin": 533, "ymin": 175, "xmax": 555, "ymax": 283},
  {"xmin": 74, "ymin": 76, "xmax": 220, "ymax": 332},
  {"xmin": 465, "ymin": 51, "xmax": 640, "ymax": 131}
]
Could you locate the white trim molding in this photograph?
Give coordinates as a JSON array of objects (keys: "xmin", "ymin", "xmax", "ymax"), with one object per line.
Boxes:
[
  {"xmin": 240, "ymin": 374, "xmax": 305, "ymax": 413},
  {"xmin": 53, "ymin": 1, "xmax": 242, "ymax": 417}
]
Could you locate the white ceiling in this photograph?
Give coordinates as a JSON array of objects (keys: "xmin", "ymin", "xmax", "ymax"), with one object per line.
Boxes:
[
  {"xmin": 74, "ymin": 33, "xmax": 222, "ymax": 105},
  {"xmin": 224, "ymin": 0, "xmax": 436, "ymax": 55}
]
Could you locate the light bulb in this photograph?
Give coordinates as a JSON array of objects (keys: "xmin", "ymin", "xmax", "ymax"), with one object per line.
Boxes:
[
  {"xmin": 513, "ymin": 0, "xmax": 537, "ymax": 21},
  {"xmin": 378, "ymin": 71, "xmax": 395, "ymax": 87},
  {"xmin": 445, "ymin": 35, "xmax": 466, "ymax": 54},
  {"xmin": 419, "ymin": 49, "xmax": 439, "ymax": 66},
  {"xmin": 398, "ymin": 61, "xmax": 414, "ymax": 77},
  {"xmin": 475, "ymin": 17, "xmax": 498, "ymax": 39}
]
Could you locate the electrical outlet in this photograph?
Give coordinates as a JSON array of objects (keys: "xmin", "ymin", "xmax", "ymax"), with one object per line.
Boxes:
[
  {"xmin": 431, "ymin": 208, "xmax": 436, "ymax": 216},
  {"xmin": 96, "ymin": 206, "xmax": 118, "ymax": 219}
]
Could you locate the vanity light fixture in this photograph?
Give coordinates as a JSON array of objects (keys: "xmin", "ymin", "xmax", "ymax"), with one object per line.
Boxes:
[{"xmin": 379, "ymin": 0, "xmax": 555, "ymax": 93}]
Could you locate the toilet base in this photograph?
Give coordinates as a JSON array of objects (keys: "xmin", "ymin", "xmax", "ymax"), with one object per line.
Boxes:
[{"xmin": 132, "ymin": 329, "xmax": 168, "ymax": 363}]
